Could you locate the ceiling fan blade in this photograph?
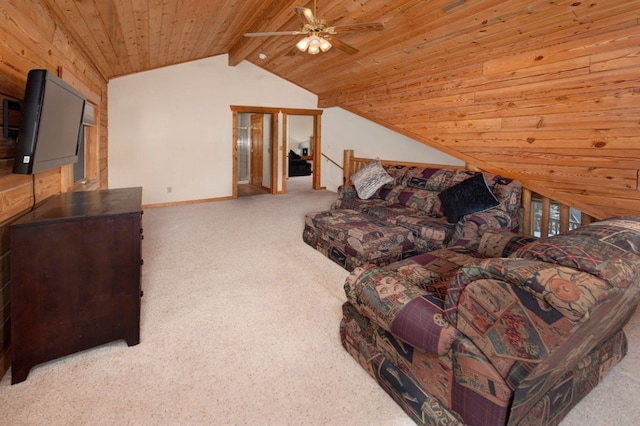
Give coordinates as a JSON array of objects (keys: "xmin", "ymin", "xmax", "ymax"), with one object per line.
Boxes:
[
  {"xmin": 285, "ymin": 46, "xmax": 299, "ymax": 56},
  {"xmin": 245, "ymin": 31, "xmax": 305, "ymax": 37},
  {"xmin": 331, "ymin": 22, "xmax": 384, "ymax": 33},
  {"xmin": 294, "ymin": 7, "xmax": 315, "ymax": 25},
  {"xmin": 328, "ymin": 37, "xmax": 359, "ymax": 55}
]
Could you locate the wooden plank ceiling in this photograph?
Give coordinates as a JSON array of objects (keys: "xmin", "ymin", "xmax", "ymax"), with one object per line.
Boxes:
[{"xmin": 40, "ymin": 0, "xmax": 640, "ymax": 219}]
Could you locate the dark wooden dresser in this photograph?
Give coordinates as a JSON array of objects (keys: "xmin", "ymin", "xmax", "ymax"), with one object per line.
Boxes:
[{"xmin": 9, "ymin": 187, "xmax": 143, "ymax": 384}]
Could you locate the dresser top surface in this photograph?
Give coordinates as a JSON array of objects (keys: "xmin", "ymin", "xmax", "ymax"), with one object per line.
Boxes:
[{"xmin": 11, "ymin": 187, "xmax": 143, "ymax": 227}]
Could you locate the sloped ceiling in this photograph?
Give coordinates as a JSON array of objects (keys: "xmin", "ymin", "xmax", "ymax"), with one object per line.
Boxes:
[{"xmin": 40, "ymin": 0, "xmax": 640, "ymax": 219}]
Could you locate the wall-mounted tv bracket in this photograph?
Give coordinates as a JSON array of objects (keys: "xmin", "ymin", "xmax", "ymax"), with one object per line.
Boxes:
[{"xmin": 3, "ymin": 98, "xmax": 21, "ymax": 139}]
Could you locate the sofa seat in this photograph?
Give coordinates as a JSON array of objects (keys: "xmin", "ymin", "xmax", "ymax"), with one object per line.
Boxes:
[
  {"xmin": 382, "ymin": 247, "xmax": 487, "ymax": 299},
  {"xmin": 392, "ymin": 215, "xmax": 456, "ymax": 252},
  {"xmin": 303, "ymin": 209, "xmax": 417, "ymax": 271},
  {"xmin": 307, "ymin": 163, "xmax": 524, "ymax": 271},
  {"xmin": 340, "ymin": 218, "xmax": 640, "ymax": 425}
]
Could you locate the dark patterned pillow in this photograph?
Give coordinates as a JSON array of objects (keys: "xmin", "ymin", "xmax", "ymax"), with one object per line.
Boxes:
[
  {"xmin": 351, "ymin": 158, "xmax": 394, "ymax": 199},
  {"xmin": 438, "ymin": 173, "xmax": 500, "ymax": 223}
]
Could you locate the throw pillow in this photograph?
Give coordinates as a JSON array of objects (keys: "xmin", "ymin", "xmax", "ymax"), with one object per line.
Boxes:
[
  {"xmin": 438, "ymin": 173, "xmax": 500, "ymax": 223},
  {"xmin": 351, "ymin": 158, "xmax": 394, "ymax": 199}
]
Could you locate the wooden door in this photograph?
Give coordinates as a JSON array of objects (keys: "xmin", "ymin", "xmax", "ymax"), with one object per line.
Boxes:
[{"xmin": 250, "ymin": 114, "xmax": 263, "ymax": 187}]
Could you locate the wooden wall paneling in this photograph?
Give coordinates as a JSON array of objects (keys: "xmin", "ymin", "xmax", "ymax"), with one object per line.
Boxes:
[
  {"xmin": 67, "ymin": 0, "xmax": 126, "ymax": 77},
  {"xmin": 128, "ymin": 0, "xmax": 150, "ymax": 71},
  {"xmin": 317, "ymin": 6, "xmax": 638, "ymax": 105},
  {"xmin": 161, "ymin": 0, "xmax": 195, "ymax": 67},
  {"xmin": 39, "ymin": 0, "xmax": 110, "ymax": 79},
  {"xmin": 317, "ymin": 6, "xmax": 640, "ymax": 219},
  {"xmin": 0, "ymin": 0, "xmax": 108, "ymax": 380},
  {"xmin": 173, "ymin": 0, "xmax": 227, "ymax": 66},
  {"xmin": 112, "ymin": 0, "xmax": 144, "ymax": 73},
  {"xmin": 464, "ymin": 148, "xmax": 640, "ymax": 170},
  {"xmin": 227, "ymin": 0, "xmax": 302, "ymax": 66}
]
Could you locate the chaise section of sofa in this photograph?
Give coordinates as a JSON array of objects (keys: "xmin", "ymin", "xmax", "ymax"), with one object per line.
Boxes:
[{"xmin": 340, "ymin": 217, "xmax": 640, "ymax": 425}]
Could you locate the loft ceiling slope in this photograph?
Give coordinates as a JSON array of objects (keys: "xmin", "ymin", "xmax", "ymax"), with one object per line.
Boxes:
[{"xmin": 228, "ymin": 0, "xmax": 303, "ymax": 67}]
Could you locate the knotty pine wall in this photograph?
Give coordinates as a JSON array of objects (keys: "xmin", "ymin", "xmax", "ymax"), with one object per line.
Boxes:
[
  {"xmin": 0, "ymin": 0, "xmax": 108, "ymax": 378},
  {"xmin": 319, "ymin": 3, "xmax": 640, "ymax": 220}
]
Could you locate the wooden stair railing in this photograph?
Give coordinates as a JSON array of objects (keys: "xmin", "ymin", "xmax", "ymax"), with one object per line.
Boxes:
[
  {"xmin": 321, "ymin": 152, "xmax": 342, "ymax": 171},
  {"xmin": 521, "ymin": 188, "xmax": 594, "ymax": 237},
  {"xmin": 342, "ymin": 149, "xmax": 595, "ymax": 238}
]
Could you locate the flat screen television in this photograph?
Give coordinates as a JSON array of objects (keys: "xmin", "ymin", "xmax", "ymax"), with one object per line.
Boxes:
[{"xmin": 13, "ymin": 69, "xmax": 86, "ymax": 175}]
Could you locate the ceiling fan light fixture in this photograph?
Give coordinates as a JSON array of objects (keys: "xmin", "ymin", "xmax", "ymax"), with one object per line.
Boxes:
[
  {"xmin": 297, "ymin": 34, "xmax": 331, "ymax": 54},
  {"xmin": 319, "ymin": 37, "xmax": 332, "ymax": 52},
  {"xmin": 296, "ymin": 37, "xmax": 311, "ymax": 52},
  {"xmin": 308, "ymin": 35, "xmax": 322, "ymax": 54},
  {"xmin": 245, "ymin": 2, "xmax": 381, "ymax": 57}
]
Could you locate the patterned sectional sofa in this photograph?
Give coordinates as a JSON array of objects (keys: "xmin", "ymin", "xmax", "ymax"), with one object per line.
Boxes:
[
  {"xmin": 340, "ymin": 217, "xmax": 640, "ymax": 425},
  {"xmin": 304, "ymin": 162, "xmax": 522, "ymax": 271}
]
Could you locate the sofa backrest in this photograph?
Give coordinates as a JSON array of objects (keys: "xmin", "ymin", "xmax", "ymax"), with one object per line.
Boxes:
[
  {"xmin": 371, "ymin": 165, "xmax": 522, "ymax": 224},
  {"xmin": 512, "ymin": 216, "xmax": 640, "ymax": 288}
]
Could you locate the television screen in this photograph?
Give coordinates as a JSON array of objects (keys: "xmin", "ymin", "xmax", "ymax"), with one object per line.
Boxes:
[{"xmin": 13, "ymin": 69, "xmax": 86, "ymax": 175}]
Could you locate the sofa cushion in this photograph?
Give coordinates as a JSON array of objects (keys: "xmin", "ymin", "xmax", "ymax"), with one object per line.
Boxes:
[
  {"xmin": 438, "ymin": 173, "xmax": 500, "ymax": 223},
  {"xmin": 304, "ymin": 210, "xmax": 416, "ymax": 270},
  {"xmin": 477, "ymin": 229, "xmax": 538, "ymax": 258},
  {"xmin": 331, "ymin": 197, "xmax": 389, "ymax": 213},
  {"xmin": 384, "ymin": 248, "xmax": 485, "ymax": 299},
  {"xmin": 365, "ymin": 204, "xmax": 424, "ymax": 222},
  {"xmin": 351, "ymin": 158, "xmax": 394, "ymax": 199},
  {"xmin": 382, "ymin": 164, "xmax": 412, "ymax": 185},
  {"xmin": 447, "ymin": 258, "xmax": 613, "ymax": 323},
  {"xmin": 403, "ymin": 167, "xmax": 472, "ymax": 191},
  {"xmin": 395, "ymin": 215, "xmax": 456, "ymax": 245},
  {"xmin": 511, "ymin": 217, "xmax": 640, "ymax": 289},
  {"xmin": 395, "ymin": 186, "xmax": 441, "ymax": 214}
]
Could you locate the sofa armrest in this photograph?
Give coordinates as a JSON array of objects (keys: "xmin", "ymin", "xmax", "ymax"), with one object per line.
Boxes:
[
  {"xmin": 336, "ymin": 184, "xmax": 358, "ymax": 199},
  {"xmin": 344, "ymin": 264, "xmax": 462, "ymax": 355},
  {"xmin": 448, "ymin": 207, "xmax": 514, "ymax": 251},
  {"xmin": 443, "ymin": 258, "xmax": 634, "ymax": 387}
]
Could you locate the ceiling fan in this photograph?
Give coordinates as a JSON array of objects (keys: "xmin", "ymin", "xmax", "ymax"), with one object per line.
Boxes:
[{"xmin": 244, "ymin": 0, "xmax": 383, "ymax": 55}]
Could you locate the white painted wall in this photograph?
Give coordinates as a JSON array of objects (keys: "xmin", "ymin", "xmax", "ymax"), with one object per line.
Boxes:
[
  {"xmin": 320, "ymin": 108, "xmax": 463, "ymax": 192},
  {"xmin": 108, "ymin": 54, "xmax": 317, "ymax": 204},
  {"xmin": 108, "ymin": 54, "xmax": 462, "ymax": 205}
]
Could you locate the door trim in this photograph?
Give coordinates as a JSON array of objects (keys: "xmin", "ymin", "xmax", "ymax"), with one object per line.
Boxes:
[
  {"xmin": 281, "ymin": 108, "xmax": 323, "ymax": 193},
  {"xmin": 231, "ymin": 106, "xmax": 280, "ymax": 198}
]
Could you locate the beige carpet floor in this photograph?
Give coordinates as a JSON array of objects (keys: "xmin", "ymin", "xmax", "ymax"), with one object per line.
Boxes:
[{"xmin": 1, "ymin": 175, "xmax": 639, "ymax": 425}]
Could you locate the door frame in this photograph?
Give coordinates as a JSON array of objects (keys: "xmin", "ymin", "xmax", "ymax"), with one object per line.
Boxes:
[
  {"xmin": 249, "ymin": 113, "xmax": 264, "ymax": 187},
  {"xmin": 231, "ymin": 106, "xmax": 279, "ymax": 199},
  {"xmin": 281, "ymin": 108, "xmax": 323, "ymax": 193}
]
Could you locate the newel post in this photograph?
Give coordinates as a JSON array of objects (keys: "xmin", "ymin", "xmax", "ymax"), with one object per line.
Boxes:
[{"xmin": 343, "ymin": 149, "xmax": 354, "ymax": 185}]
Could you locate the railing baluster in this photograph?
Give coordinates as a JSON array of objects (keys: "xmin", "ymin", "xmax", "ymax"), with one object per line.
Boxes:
[
  {"xmin": 524, "ymin": 190, "xmax": 587, "ymax": 238},
  {"xmin": 541, "ymin": 197, "xmax": 551, "ymax": 238},
  {"xmin": 522, "ymin": 188, "xmax": 532, "ymax": 235}
]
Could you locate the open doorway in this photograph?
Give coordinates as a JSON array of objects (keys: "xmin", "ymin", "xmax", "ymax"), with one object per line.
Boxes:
[
  {"xmin": 231, "ymin": 106, "xmax": 323, "ymax": 198},
  {"xmin": 231, "ymin": 106, "xmax": 279, "ymax": 198},
  {"xmin": 285, "ymin": 115, "xmax": 313, "ymax": 192},
  {"xmin": 282, "ymin": 108, "xmax": 323, "ymax": 193}
]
